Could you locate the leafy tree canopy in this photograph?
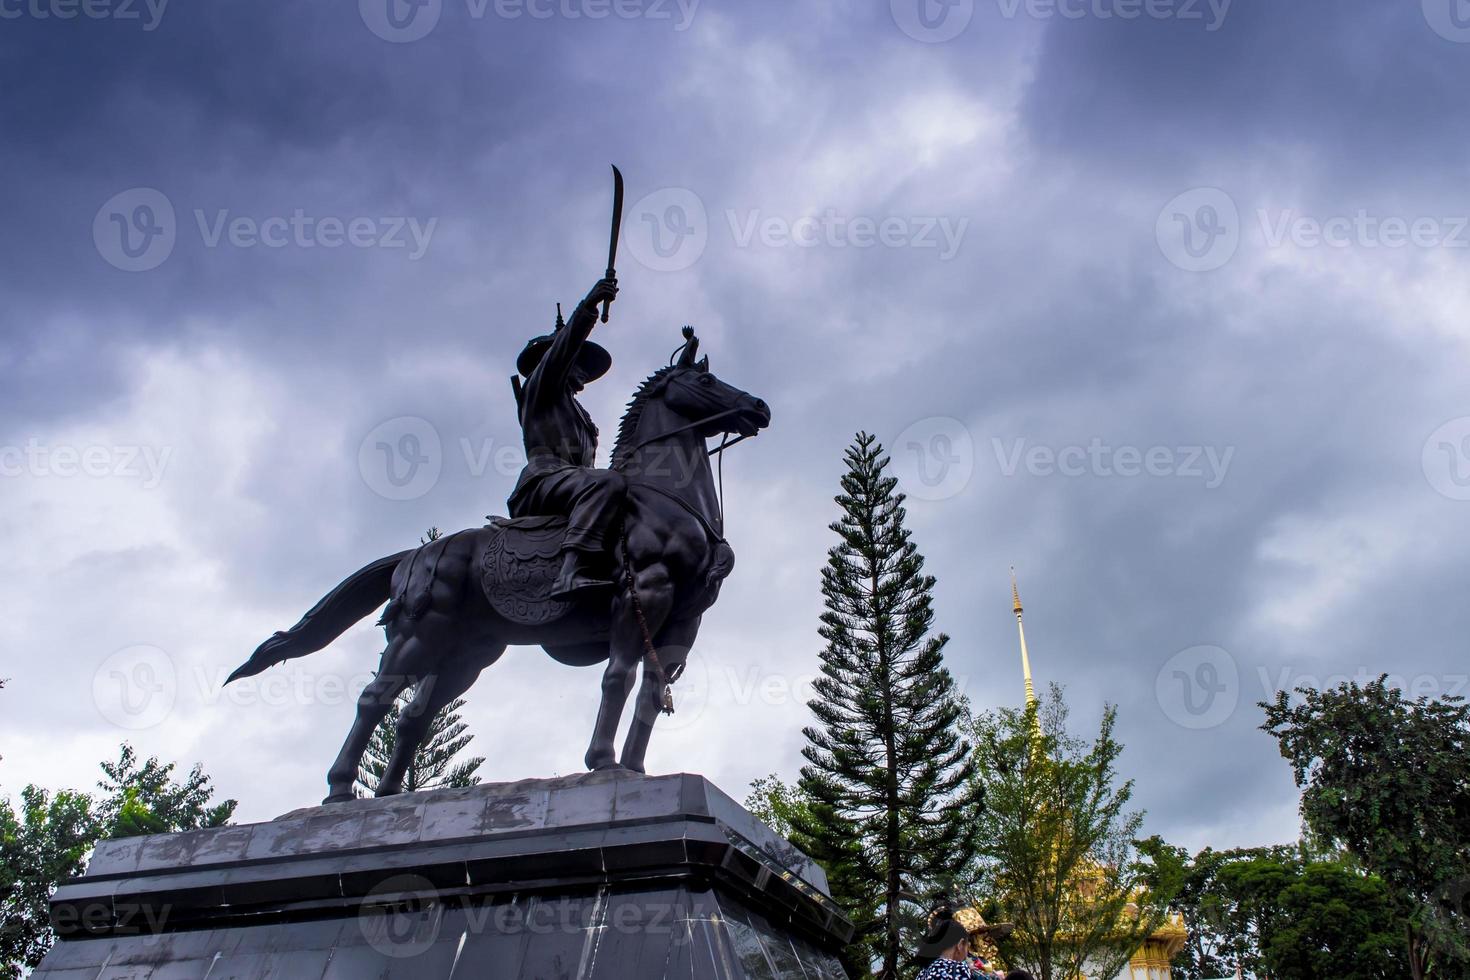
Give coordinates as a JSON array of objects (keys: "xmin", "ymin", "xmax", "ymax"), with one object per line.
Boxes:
[{"xmin": 1262, "ymin": 678, "xmax": 1470, "ymax": 979}]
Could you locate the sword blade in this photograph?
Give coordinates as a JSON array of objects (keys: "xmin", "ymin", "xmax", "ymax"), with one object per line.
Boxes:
[
  {"xmin": 602, "ymin": 165, "xmax": 624, "ymax": 323},
  {"xmin": 607, "ymin": 164, "xmax": 624, "ymax": 272}
]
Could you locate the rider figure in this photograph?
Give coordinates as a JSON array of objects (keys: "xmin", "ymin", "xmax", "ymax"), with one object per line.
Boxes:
[{"xmin": 509, "ymin": 276, "xmax": 624, "ymax": 600}]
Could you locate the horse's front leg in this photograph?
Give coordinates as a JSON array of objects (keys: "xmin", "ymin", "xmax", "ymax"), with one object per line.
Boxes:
[
  {"xmin": 620, "ymin": 615, "xmax": 699, "ymax": 774},
  {"xmin": 585, "ymin": 560, "xmax": 674, "ymax": 771}
]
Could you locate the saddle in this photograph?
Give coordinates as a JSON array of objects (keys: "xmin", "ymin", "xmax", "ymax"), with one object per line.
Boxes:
[{"xmin": 480, "ymin": 515, "xmax": 579, "ymax": 626}]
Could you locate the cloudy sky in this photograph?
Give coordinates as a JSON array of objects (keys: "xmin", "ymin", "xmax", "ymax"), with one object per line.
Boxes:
[{"xmin": 3, "ymin": 0, "xmax": 1470, "ymax": 855}]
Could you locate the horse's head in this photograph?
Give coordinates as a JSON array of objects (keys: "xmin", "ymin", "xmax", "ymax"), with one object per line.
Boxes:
[
  {"xmin": 654, "ymin": 327, "xmax": 771, "ymax": 440},
  {"xmin": 611, "ymin": 328, "xmax": 771, "ymax": 472}
]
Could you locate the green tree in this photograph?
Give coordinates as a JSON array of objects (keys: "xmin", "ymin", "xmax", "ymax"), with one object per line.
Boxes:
[
  {"xmin": 791, "ymin": 433, "xmax": 982, "ymax": 980},
  {"xmin": 967, "ymin": 687, "xmax": 1183, "ymax": 980},
  {"xmin": 1265, "ymin": 860, "xmax": 1410, "ymax": 979},
  {"xmin": 1262, "ymin": 678, "xmax": 1470, "ymax": 979},
  {"xmin": 1167, "ymin": 844, "xmax": 1295, "ymax": 979},
  {"xmin": 1, "ymin": 746, "xmax": 234, "ymax": 976},
  {"xmin": 744, "ymin": 774, "xmax": 812, "ymax": 839},
  {"xmin": 96, "ymin": 744, "xmax": 236, "ymax": 839},
  {"xmin": 357, "ymin": 692, "xmax": 484, "ymax": 795},
  {"xmin": 0, "ymin": 787, "xmax": 96, "ymax": 978},
  {"xmin": 1168, "ymin": 845, "xmax": 1409, "ymax": 980}
]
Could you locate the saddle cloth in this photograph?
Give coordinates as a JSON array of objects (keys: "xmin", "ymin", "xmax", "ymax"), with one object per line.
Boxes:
[{"xmin": 480, "ymin": 515, "xmax": 577, "ymax": 626}]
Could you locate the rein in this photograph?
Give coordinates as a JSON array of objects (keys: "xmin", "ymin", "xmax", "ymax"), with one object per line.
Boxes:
[{"xmin": 617, "ymin": 406, "xmax": 745, "ymax": 459}]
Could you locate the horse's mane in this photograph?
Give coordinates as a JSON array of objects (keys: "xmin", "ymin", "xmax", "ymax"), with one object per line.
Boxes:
[{"xmin": 611, "ymin": 365, "xmax": 678, "ymax": 469}]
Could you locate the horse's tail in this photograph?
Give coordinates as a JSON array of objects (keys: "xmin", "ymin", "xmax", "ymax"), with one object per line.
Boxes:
[{"xmin": 225, "ymin": 550, "xmax": 412, "ymax": 685}]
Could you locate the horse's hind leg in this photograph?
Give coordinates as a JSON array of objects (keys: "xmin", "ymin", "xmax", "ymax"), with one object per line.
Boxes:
[
  {"xmin": 324, "ymin": 635, "xmax": 417, "ymax": 803},
  {"xmin": 374, "ymin": 643, "xmax": 504, "ymax": 797}
]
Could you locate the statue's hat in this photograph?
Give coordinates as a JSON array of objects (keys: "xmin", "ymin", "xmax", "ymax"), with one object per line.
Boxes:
[{"xmin": 516, "ymin": 303, "xmax": 612, "ymax": 381}]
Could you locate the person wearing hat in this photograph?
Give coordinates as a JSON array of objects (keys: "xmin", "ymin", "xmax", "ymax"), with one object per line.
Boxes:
[
  {"xmin": 508, "ymin": 275, "xmax": 623, "ymax": 600},
  {"xmin": 919, "ymin": 903, "xmax": 1016, "ymax": 979},
  {"xmin": 951, "ymin": 906, "xmax": 1014, "ymax": 978},
  {"xmin": 916, "ymin": 914, "xmax": 977, "ymax": 979}
]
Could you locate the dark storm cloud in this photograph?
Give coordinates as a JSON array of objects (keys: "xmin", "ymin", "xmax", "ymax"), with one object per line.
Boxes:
[{"xmin": 1020, "ymin": 0, "xmax": 1470, "ymax": 185}]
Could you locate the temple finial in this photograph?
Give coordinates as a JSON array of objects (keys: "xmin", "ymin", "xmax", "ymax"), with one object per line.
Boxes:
[{"xmin": 1011, "ymin": 566, "xmax": 1037, "ymax": 709}]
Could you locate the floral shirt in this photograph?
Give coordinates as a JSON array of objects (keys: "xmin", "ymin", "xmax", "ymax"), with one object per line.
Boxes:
[{"xmin": 916, "ymin": 959, "xmax": 973, "ymax": 980}]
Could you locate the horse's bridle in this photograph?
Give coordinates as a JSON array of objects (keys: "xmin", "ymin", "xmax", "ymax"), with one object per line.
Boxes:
[
  {"xmin": 616, "ymin": 403, "xmax": 760, "ymax": 537},
  {"xmin": 616, "ymin": 405, "xmax": 755, "ymax": 460}
]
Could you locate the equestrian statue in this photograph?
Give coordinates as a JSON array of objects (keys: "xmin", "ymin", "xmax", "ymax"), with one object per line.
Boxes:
[{"xmin": 225, "ymin": 169, "xmax": 771, "ymax": 803}]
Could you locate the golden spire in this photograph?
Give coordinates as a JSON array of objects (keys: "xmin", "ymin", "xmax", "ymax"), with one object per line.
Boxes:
[{"xmin": 1011, "ymin": 566, "xmax": 1037, "ymax": 709}]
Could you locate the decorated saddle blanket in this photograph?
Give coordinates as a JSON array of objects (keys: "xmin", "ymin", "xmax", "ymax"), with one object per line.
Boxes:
[{"xmin": 480, "ymin": 515, "xmax": 576, "ymax": 626}]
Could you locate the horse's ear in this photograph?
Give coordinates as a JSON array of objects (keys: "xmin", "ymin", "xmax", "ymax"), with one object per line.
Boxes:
[
  {"xmin": 677, "ymin": 329, "xmax": 700, "ymax": 368},
  {"xmin": 696, "ymin": 355, "xmax": 709, "ymax": 373}
]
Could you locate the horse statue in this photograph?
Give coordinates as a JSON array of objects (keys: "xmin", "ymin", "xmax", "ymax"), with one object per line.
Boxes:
[{"xmin": 225, "ymin": 328, "xmax": 770, "ymax": 803}]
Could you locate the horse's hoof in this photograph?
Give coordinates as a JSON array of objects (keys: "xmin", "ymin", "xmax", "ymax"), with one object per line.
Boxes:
[
  {"xmin": 592, "ymin": 762, "xmax": 629, "ymax": 772},
  {"xmin": 322, "ymin": 792, "xmax": 355, "ymax": 805}
]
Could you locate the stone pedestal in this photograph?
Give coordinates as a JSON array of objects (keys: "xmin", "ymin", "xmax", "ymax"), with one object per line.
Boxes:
[{"xmin": 35, "ymin": 771, "xmax": 853, "ymax": 979}]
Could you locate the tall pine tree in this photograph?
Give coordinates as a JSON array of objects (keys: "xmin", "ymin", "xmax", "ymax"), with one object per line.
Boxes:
[
  {"xmin": 792, "ymin": 432, "xmax": 983, "ymax": 979},
  {"xmin": 356, "ymin": 692, "xmax": 485, "ymax": 796}
]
